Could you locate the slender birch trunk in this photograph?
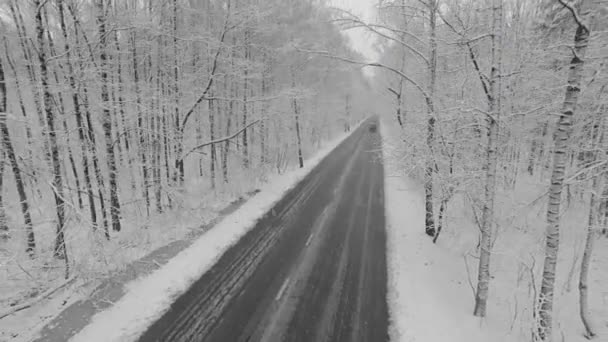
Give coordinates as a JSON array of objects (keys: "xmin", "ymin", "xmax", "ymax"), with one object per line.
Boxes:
[
  {"xmin": 131, "ymin": 31, "xmax": 150, "ymax": 214},
  {"xmin": 58, "ymin": 0, "xmax": 99, "ymax": 230},
  {"xmin": 173, "ymin": 0, "xmax": 184, "ymax": 185},
  {"xmin": 8, "ymin": 0, "xmax": 46, "ymax": 133},
  {"xmin": 96, "ymin": 0, "xmax": 122, "ymax": 232},
  {"xmin": 0, "ymin": 56, "xmax": 35, "ymax": 253},
  {"xmin": 538, "ymin": 4, "xmax": 590, "ymax": 339},
  {"xmin": 242, "ymin": 32, "xmax": 250, "ymax": 169},
  {"xmin": 70, "ymin": 5, "xmax": 110, "ymax": 238},
  {"xmin": 223, "ymin": 44, "xmax": 237, "ymax": 183},
  {"xmin": 0, "ymin": 61, "xmax": 7, "ymax": 237},
  {"xmin": 579, "ymin": 175, "xmax": 600, "ymax": 339},
  {"xmin": 578, "ymin": 113, "xmax": 604, "ymax": 338},
  {"xmin": 260, "ymin": 64, "xmax": 268, "ymax": 165},
  {"xmin": 114, "ymin": 35, "xmax": 130, "ymax": 155},
  {"xmin": 424, "ymin": 0, "xmax": 438, "ymax": 237},
  {"xmin": 44, "ymin": 16, "xmax": 84, "ymax": 211},
  {"xmin": 291, "ymin": 71, "xmax": 304, "ymax": 169},
  {"xmin": 209, "ymin": 96, "xmax": 217, "ymax": 189},
  {"xmin": 473, "ymin": 0, "xmax": 502, "ymax": 318},
  {"xmin": 2, "ymin": 39, "xmax": 36, "ymax": 178},
  {"xmin": 33, "ymin": 1, "xmax": 69, "ymax": 273},
  {"xmin": 162, "ymin": 83, "xmax": 173, "ymax": 209},
  {"xmin": 153, "ymin": 34, "xmax": 163, "ymax": 213},
  {"xmin": 0, "ymin": 148, "xmax": 5, "ymax": 239}
]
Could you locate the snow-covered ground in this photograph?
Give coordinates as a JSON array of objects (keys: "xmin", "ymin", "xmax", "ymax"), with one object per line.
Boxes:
[
  {"xmin": 0, "ymin": 176, "xmax": 236, "ymax": 342},
  {"xmin": 382, "ymin": 121, "xmax": 517, "ymax": 342},
  {"xmin": 382, "ymin": 120, "xmax": 608, "ymax": 342},
  {"xmin": 68, "ymin": 124, "xmax": 360, "ymax": 342},
  {"xmin": 384, "ymin": 175, "xmax": 516, "ymax": 341}
]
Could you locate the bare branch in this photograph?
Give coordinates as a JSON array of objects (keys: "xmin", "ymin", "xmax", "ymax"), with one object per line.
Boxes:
[
  {"xmin": 557, "ymin": 0, "xmax": 590, "ymax": 33},
  {"xmin": 35, "ymin": 0, "xmax": 52, "ymax": 14},
  {"xmin": 387, "ymin": 87, "xmax": 400, "ymax": 97},
  {"xmin": 297, "ymin": 47, "xmax": 431, "ymax": 102},
  {"xmin": 180, "ymin": 0, "xmax": 232, "ymax": 132},
  {"xmin": 180, "ymin": 120, "xmax": 262, "ymax": 161},
  {"xmin": 331, "ymin": 9, "xmax": 429, "ymax": 66}
]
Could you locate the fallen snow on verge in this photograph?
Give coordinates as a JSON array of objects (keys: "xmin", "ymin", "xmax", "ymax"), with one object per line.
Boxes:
[
  {"xmin": 381, "ymin": 121, "xmax": 516, "ymax": 342},
  {"xmin": 69, "ymin": 124, "xmax": 360, "ymax": 342}
]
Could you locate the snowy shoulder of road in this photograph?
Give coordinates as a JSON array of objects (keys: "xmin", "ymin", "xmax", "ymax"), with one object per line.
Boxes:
[
  {"xmin": 381, "ymin": 120, "xmax": 516, "ymax": 342},
  {"xmin": 69, "ymin": 124, "xmax": 361, "ymax": 342}
]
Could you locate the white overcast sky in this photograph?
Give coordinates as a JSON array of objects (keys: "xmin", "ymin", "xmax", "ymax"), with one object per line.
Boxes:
[{"xmin": 329, "ymin": 0, "xmax": 380, "ymax": 61}]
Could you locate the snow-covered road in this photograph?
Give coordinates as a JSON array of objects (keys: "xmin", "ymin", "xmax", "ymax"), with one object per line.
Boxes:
[{"xmin": 134, "ymin": 119, "xmax": 388, "ymax": 342}]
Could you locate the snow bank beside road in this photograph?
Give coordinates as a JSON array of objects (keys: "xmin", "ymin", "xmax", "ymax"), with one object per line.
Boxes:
[
  {"xmin": 70, "ymin": 124, "xmax": 361, "ymax": 342},
  {"xmin": 383, "ymin": 175, "xmax": 515, "ymax": 342},
  {"xmin": 382, "ymin": 121, "xmax": 516, "ymax": 342}
]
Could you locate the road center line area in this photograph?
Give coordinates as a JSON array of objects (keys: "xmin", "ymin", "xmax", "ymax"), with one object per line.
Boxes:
[
  {"xmin": 275, "ymin": 278, "xmax": 291, "ymax": 301},
  {"xmin": 305, "ymin": 233, "xmax": 314, "ymax": 247}
]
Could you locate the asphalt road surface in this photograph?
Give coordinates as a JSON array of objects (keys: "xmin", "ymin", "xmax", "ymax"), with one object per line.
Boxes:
[{"xmin": 139, "ymin": 119, "xmax": 388, "ymax": 342}]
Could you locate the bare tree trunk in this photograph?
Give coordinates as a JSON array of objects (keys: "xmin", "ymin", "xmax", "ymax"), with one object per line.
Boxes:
[
  {"xmin": 112, "ymin": 27, "xmax": 136, "ymax": 193},
  {"xmin": 344, "ymin": 94, "xmax": 351, "ymax": 132},
  {"xmin": 173, "ymin": 0, "xmax": 184, "ymax": 185},
  {"xmin": 8, "ymin": 0, "xmax": 46, "ymax": 132},
  {"xmin": 43, "ymin": 16, "xmax": 84, "ymax": 211},
  {"xmin": 223, "ymin": 51, "xmax": 236, "ymax": 183},
  {"xmin": 527, "ymin": 123, "xmax": 543, "ymax": 175},
  {"xmin": 578, "ymin": 113, "xmax": 604, "ymax": 339},
  {"xmin": 424, "ymin": 0, "xmax": 438, "ymax": 237},
  {"xmin": 196, "ymin": 91, "xmax": 203, "ymax": 177},
  {"xmin": 539, "ymin": 121, "xmax": 551, "ymax": 176},
  {"xmin": 151, "ymin": 99, "xmax": 162, "ymax": 213},
  {"xmin": 0, "ymin": 57, "xmax": 35, "ymax": 253},
  {"xmin": 153, "ymin": 36, "xmax": 163, "ymax": 213},
  {"xmin": 0, "ymin": 149, "xmax": 6, "ymax": 239},
  {"xmin": 209, "ymin": 96, "xmax": 217, "ymax": 189},
  {"xmin": 242, "ymin": 32, "xmax": 250, "ymax": 169},
  {"xmin": 396, "ymin": 0, "xmax": 407, "ymax": 127},
  {"xmin": 70, "ymin": 3, "xmax": 110, "ymax": 238},
  {"xmin": 110, "ymin": 65, "xmax": 124, "ymax": 166},
  {"xmin": 602, "ymin": 177, "xmax": 608, "ymax": 237},
  {"xmin": 474, "ymin": 0, "xmax": 502, "ymax": 318},
  {"xmin": 59, "ymin": 0, "xmax": 98, "ymax": 230},
  {"xmin": 58, "ymin": 89, "xmax": 83, "ymax": 209},
  {"xmin": 389, "ymin": 84, "xmax": 403, "ymax": 127},
  {"xmin": 156, "ymin": 109, "xmax": 163, "ymax": 211},
  {"xmin": 131, "ymin": 31, "xmax": 150, "ymax": 214},
  {"xmin": 161, "ymin": 86, "xmax": 173, "ymax": 209},
  {"xmin": 291, "ymin": 72, "xmax": 304, "ymax": 169},
  {"xmin": 34, "ymin": 1, "xmax": 69, "ymax": 276},
  {"xmin": 538, "ymin": 7, "xmax": 590, "ymax": 340},
  {"xmin": 432, "ymin": 199, "xmax": 447, "ymax": 244},
  {"xmin": 260, "ymin": 69, "xmax": 268, "ymax": 165},
  {"xmin": 579, "ymin": 175, "xmax": 600, "ymax": 339},
  {"xmin": 114, "ymin": 33, "xmax": 130, "ymax": 155},
  {"xmin": 171, "ymin": 0, "xmax": 185, "ymax": 185},
  {"xmin": 2, "ymin": 39, "xmax": 36, "ymax": 180},
  {"xmin": 85, "ymin": 88, "xmax": 110, "ymax": 239},
  {"xmin": 96, "ymin": 0, "xmax": 122, "ymax": 232},
  {"xmin": 0, "ymin": 71, "xmax": 7, "ymax": 238}
]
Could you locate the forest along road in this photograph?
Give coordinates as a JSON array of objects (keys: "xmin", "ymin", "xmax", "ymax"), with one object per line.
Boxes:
[{"xmin": 138, "ymin": 119, "xmax": 388, "ymax": 342}]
